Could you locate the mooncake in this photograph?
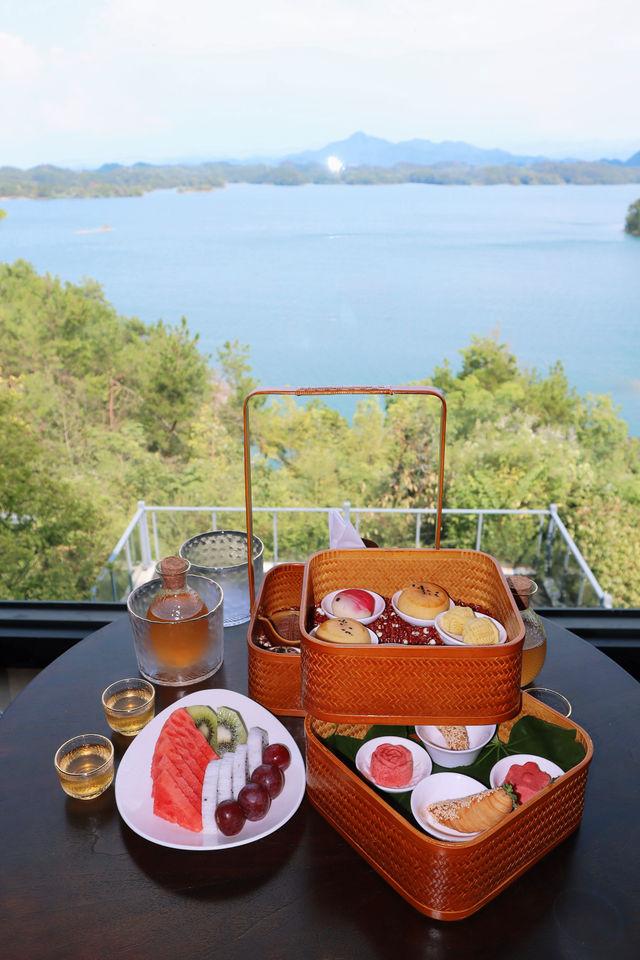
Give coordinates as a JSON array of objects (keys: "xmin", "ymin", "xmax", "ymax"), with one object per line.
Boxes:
[
  {"xmin": 440, "ymin": 606, "xmax": 475, "ymax": 635},
  {"xmin": 316, "ymin": 617, "xmax": 371, "ymax": 644},
  {"xmin": 397, "ymin": 582, "xmax": 449, "ymax": 620},
  {"xmin": 461, "ymin": 616, "xmax": 500, "ymax": 646}
]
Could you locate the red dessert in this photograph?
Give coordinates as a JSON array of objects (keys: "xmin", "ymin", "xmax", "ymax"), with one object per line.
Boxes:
[
  {"xmin": 332, "ymin": 589, "xmax": 375, "ymax": 619},
  {"xmin": 503, "ymin": 761, "xmax": 552, "ymax": 805},
  {"xmin": 369, "ymin": 743, "xmax": 413, "ymax": 788}
]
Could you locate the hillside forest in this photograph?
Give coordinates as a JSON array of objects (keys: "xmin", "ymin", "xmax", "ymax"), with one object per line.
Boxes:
[{"xmin": 0, "ymin": 260, "xmax": 639, "ymax": 605}]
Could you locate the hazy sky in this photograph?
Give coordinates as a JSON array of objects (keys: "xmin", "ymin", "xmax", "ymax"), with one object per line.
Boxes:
[{"xmin": 1, "ymin": 0, "xmax": 639, "ymax": 167}]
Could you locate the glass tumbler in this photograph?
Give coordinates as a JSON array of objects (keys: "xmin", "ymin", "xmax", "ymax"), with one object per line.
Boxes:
[
  {"xmin": 55, "ymin": 734, "xmax": 114, "ymax": 800},
  {"xmin": 179, "ymin": 530, "xmax": 264, "ymax": 626},
  {"xmin": 508, "ymin": 575, "xmax": 547, "ymax": 686},
  {"xmin": 127, "ymin": 574, "xmax": 223, "ymax": 686}
]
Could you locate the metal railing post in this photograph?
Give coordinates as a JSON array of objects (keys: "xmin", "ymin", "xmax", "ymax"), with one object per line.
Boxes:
[
  {"xmin": 476, "ymin": 512, "xmax": 484, "ymax": 552},
  {"xmin": 273, "ymin": 512, "xmax": 278, "ymax": 563},
  {"xmin": 343, "ymin": 501, "xmax": 351, "ymax": 524},
  {"xmin": 137, "ymin": 500, "xmax": 153, "ymax": 571},
  {"xmin": 535, "ymin": 515, "xmax": 545, "ymax": 575},
  {"xmin": 545, "ymin": 505, "xmax": 557, "ymax": 575},
  {"xmin": 151, "ymin": 510, "xmax": 160, "ymax": 563}
]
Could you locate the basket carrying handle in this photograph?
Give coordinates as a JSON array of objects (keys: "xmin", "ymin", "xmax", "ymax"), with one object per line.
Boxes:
[{"xmin": 242, "ymin": 385, "xmax": 447, "ymax": 612}]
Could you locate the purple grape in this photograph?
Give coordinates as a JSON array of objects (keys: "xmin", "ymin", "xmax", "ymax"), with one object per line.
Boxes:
[
  {"xmin": 215, "ymin": 799, "xmax": 246, "ymax": 836},
  {"xmin": 263, "ymin": 743, "xmax": 291, "ymax": 771},
  {"xmin": 238, "ymin": 781, "xmax": 271, "ymax": 821},
  {"xmin": 251, "ymin": 763, "xmax": 285, "ymax": 799}
]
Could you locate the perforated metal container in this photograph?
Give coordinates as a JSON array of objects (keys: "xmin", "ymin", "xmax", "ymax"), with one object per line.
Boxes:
[{"xmin": 180, "ymin": 529, "xmax": 264, "ymax": 626}]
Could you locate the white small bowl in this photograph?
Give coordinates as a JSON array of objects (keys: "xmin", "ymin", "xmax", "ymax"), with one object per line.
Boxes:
[
  {"xmin": 411, "ymin": 772, "xmax": 487, "ymax": 841},
  {"xmin": 310, "ymin": 624, "xmax": 379, "ymax": 645},
  {"xmin": 434, "ymin": 611, "xmax": 507, "ymax": 646},
  {"xmin": 355, "ymin": 736, "xmax": 432, "ymax": 793},
  {"xmin": 489, "ymin": 753, "xmax": 564, "ymax": 792},
  {"xmin": 320, "ymin": 589, "xmax": 384, "ymax": 626},
  {"xmin": 391, "ymin": 591, "xmax": 453, "ymax": 627},
  {"xmin": 414, "ymin": 724, "xmax": 496, "ymax": 768}
]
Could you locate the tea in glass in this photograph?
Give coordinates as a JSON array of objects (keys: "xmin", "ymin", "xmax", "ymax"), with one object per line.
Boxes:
[
  {"xmin": 102, "ymin": 678, "xmax": 155, "ymax": 736},
  {"xmin": 507, "ymin": 575, "xmax": 547, "ymax": 686},
  {"xmin": 54, "ymin": 734, "xmax": 114, "ymax": 799}
]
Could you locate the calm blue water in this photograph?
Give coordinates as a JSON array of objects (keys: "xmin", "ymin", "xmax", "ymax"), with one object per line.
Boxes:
[{"xmin": 1, "ymin": 183, "xmax": 639, "ymax": 434}]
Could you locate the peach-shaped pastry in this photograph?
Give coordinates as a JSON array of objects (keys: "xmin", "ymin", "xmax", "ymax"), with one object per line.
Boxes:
[{"xmin": 331, "ymin": 589, "xmax": 376, "ymax": 619}]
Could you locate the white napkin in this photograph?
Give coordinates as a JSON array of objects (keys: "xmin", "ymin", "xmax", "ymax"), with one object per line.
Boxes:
[{"xmin": 329, "ymin": 509, "xmax": 366, "ymax": 549}]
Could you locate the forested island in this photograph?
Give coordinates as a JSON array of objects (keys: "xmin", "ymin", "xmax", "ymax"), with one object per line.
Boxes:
[
  {"xmin": 2, "ymin": 158, "xmax": 640, "ymax": 199},
  {"xmin": 1, "ymin": 260, "xmax": 638, "ymax": 605},
  {"xmin": 626, "ymin": 199, "xmax": 640, "ymax": 235}
]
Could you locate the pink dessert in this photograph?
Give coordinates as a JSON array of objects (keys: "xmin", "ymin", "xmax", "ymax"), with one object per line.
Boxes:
[
  {"xmin": 369, "ymin": 743, "xmax": 413, "ymax": 788},
  {"xmin": 332, "ymin": 589, "xmax": 376, "ymax": 619},
  {"xmin": 503, "ymin": 761, "xmax": 552, "ymax": 805}
]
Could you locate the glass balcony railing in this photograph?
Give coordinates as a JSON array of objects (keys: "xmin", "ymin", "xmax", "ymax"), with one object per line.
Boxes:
[{"xmin": 93, "ymin": 501, "xmax": 610, "ymax": 609}]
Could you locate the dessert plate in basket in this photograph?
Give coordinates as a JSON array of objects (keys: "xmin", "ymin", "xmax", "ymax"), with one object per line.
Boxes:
[
  {"xmin": 411, "ymin": 772, "xmax": 487, "ymax": 842},
  {"xmin": 115, "ymin": 689, "xmax": 305, "ymax": 850},
  {"xmin": 355, "ymin": 736, "xmax": 432, "ymax": 793}
]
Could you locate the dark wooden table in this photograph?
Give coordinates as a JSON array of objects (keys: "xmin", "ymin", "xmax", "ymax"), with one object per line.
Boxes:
[{"xmin": 1, "ymin": 617, "xmax": 639, "ymax": 960}]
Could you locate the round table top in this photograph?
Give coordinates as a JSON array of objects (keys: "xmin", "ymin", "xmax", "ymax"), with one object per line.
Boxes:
[{"xmin": 1, "ymin": 615, "xmax": 639, "ymax": 959}]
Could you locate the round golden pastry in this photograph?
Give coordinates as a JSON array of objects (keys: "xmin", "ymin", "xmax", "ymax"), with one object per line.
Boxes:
[
  {"xmin": 397, "ymin": 582, "xmax": 450, "ymax": 620},
  {"xmin": 316, "ymin": 617, "xmax": 372, "ymax": 644}
]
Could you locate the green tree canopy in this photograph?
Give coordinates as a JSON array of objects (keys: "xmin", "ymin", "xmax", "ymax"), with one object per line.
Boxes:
[{"xmin": 1, "ymin": 266, "xmax": 638, "ymax": 605}]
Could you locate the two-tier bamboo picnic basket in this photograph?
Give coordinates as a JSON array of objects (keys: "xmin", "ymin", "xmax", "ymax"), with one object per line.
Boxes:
[{"xmin": 242, "ymin": 386, "xmax": 593, "ymax": 920}]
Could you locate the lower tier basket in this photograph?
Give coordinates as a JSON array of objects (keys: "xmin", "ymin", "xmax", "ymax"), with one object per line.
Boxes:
[{"xmin": 304, "ymin": 693, "xmax": 593, "ymax": 921}]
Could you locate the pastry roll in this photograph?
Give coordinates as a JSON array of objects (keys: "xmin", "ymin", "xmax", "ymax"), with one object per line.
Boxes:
[
  {"xmin": 436, "ymin": 725, "xmax": 470, "ymax": 750},
  {"xmin": 426, "ymin": 786, "xmax": 513, "ymax": 833}
]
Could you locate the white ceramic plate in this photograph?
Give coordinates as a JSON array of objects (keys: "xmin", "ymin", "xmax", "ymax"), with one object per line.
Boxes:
[
  {"xmin": 355, "ymin": 736, "xmax": 432, "ymax": 793},
  {"xmin": 489, "ymin": 753, "xmax": 564, "ymax": 790},
  {"xmin": 115, "ymin": 689, "xmax": 305, "ymax": 850},
  {"xmin": 434, "ymin": 611, "xmax": 507, "ymax": 646},
  {"xmin": 311, "ymin": 624, "xmax": 379, "ymax": 644},
  {"xmin": 391, "ymin": 591, "xmax": 453, "ymax": 627},
  {"xmin": 411, "ymin": 772, "xmax": 487, "ymax": 842},
  {"xmin": 320, "ymin": 589, "xmax": 384, "ymax": 625}
]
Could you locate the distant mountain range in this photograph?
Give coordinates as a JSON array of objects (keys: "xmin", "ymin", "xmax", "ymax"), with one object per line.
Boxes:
[{"xmin": 283, "ymin": 131, "xmax": 640, "ymax": 169}]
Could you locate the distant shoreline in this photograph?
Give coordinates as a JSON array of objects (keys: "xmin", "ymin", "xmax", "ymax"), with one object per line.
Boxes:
[{"xmin": 1, "ymin": 158, "xmax": 640, "ymax": 200}]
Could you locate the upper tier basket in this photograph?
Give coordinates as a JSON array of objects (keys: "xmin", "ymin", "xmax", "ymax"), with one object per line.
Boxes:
[{"xmin": 242, "ymin": 385, "xmax": 525, "ymax": 725}]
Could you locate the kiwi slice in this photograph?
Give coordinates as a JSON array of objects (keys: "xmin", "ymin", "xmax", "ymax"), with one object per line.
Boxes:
[
  {"xmin": 216, "ymin": 706, "xmax": 248, "ymax": 755},
  {"xmin": 186, "ymin": 705, "xmax": 218, "ymax": 750}
]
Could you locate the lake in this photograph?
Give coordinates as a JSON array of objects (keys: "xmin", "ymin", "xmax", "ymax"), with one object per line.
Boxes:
[{"xmin": 1, "ymin": 182, "xmax": 639, "ymax": 434}]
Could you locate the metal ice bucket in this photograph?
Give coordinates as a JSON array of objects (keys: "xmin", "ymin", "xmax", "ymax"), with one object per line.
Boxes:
[{"xmin": 179, "ymin": 530, "xmax": 264, "ymax": 626}]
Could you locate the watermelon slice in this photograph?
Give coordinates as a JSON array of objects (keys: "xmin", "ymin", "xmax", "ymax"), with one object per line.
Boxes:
[
  {"xmin": 151, "ymin": 752, "xmax": 204, "ymax": 803},
  {"xmin": 153, "ymin": 770, "xmax": 202, "ymax": 832},
  {"xmin": 150, "ymin": 707, "xmax": 219, "ymax": 832}
]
